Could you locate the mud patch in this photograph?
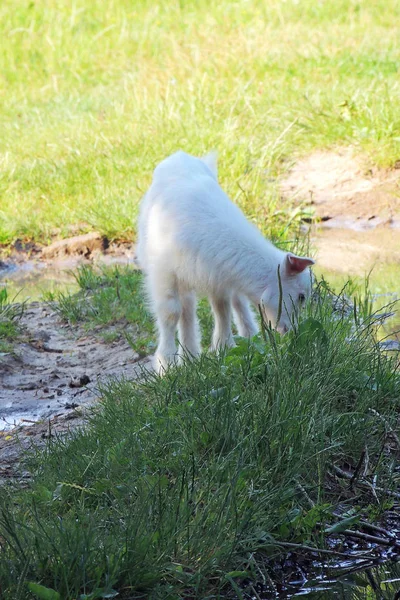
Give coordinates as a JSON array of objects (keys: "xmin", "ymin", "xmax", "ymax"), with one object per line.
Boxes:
[
  {"xmin": 281, "ymin": 148, "xmax": 400, "ymax": 229},
  {"xmin": 312, "ymin": 227, "xmax": 400, "ymax": 274},
  {"xmin": 0, "ymin": 239, "xmax": 136, "ymax": 301},
  {"xmin": 41, "ymin": 232, "xmax": 109, "ymax": 259},
  {"xmin": 0, "ymin": 302, "xmax": 151, "ymax": 433},
  {"xmin": 281, "ymin": 150, "xmax": 400, "ymax": 330},
  {"xmin": 0, "ymin": 234, "xmax": 135, "ymax": 266},
  {"xmin": 0, "ymin": 411, "xmax": 86, "ymax": 485}
]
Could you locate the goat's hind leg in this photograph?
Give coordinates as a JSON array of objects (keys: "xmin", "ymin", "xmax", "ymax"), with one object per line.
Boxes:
[
  {"xmin": 149, "ymin": 272, "xmax": 182, "ymax": 375},
  {"xmin": 178, "ymin": 291, "xmax": 201, "ymax": 362}
]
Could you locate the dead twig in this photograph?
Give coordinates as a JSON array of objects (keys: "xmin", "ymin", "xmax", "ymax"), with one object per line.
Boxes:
[
  {"xmin": 342, "ymin": 529, "xmax": 400, "ymax": 548},
  {"xmin": 334, "ymin": 560, "xmax": 379, "ymax": 580},
  {"xmin": 359, "ymin": 520, "xmax": 397, "ymax": 540},
  {"xmin": 274, "ymin": 541, "xmax": 375, "ymax": 560},
  {"xmin": 350, "ymin": 449, "xmax": 366, "ymax": 489},
  {"xmin": 296, "ymin": 481, "xmax": 315, "ymax": 508},
  {"xmin": 363, "ymin": 444, "xmax": 370, "ymax": 478},
  {"xmin": 333, "ymin": 465, "xmax": 400, "ymax": 500}
]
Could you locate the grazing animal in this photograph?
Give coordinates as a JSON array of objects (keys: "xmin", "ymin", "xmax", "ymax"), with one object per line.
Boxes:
[{"xmin": 137, "ymin": 151, "xmax": 314, "ymax": 374}]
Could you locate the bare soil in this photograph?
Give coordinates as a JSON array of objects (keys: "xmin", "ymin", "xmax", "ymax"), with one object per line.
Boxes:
[
  {"xmin": 281, "ymin": 149, "xmax": 400, "ymax": 273},
  {"xmin": 0, "ymin": 233, "xmax": 147, "ymax": 478},
  {"xmin": 281, "ymin": 148, "xmax": 400, "ymax": 229},
  {"xmin": 0, "ymin": 302, "xmax": 151, "ymax": 480}
]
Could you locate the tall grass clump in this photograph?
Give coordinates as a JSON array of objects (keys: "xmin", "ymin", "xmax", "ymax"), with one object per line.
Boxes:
[
  {"xmin": 0, "ymin": 282, "xmax": 399, "ymax": 599},
  {"xmin": 0, "ymin": 288, "xmax": 24, "ymax": 351}
]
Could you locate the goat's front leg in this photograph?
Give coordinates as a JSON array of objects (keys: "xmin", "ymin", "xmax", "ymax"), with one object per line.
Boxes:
[
  {"xmin": 232, "ymin": 293, "xmax": 259, "ymax": 338},
  {"xmin": 210, "ymin": 294, "xmax": 234, "ymax": 351}
]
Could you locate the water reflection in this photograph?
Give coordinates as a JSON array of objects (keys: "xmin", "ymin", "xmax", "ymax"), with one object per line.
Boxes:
[
  {"xmin": 0, "ymin": 260, "xmax": 78, "ymax": 302},
  {"xmin": 314, "ymin": 265, "xmax": 400, "ymax": 343},
  {"xmin": 246, "ymin": 558, "xmax": 400, "ymax": 598}
]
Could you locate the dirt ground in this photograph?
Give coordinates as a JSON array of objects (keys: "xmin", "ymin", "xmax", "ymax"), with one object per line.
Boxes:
[
  {"xmin": 0, "ymin": 234, "xmax": 152, "ymax": 478},
  {"xmin": 281, "ymin": 147, "xmax": 400, "ymax": 229},
  {"xmin": 281, "ymin": 148, "xmax": 400, "ymax": 273},
  {"xmin": 0, "ymin": 302, "xmax": 151, "ymax": 481}
]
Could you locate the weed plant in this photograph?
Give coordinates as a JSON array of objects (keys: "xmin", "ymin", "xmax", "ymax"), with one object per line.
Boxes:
[{"xmin": 0, "ymin": 288, "xmax": 24, "ymax": 352}]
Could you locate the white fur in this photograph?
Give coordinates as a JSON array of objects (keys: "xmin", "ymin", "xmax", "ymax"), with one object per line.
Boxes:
[{"xmin": 137, "ymin": 151, "xmax": 314, "ymax": 374}]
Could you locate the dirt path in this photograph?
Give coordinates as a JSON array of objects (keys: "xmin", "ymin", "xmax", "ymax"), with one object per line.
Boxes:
[
  {"xmin": 281, "ymin": 147, "xmax": 400, "ymax": 229},
  {"xmin": 0, "ymin": 302, "xmax": 151, "ymax": 481},
  {"xmin": 281, "ymin": 148, "xmax": 400, "ymax": 276}
]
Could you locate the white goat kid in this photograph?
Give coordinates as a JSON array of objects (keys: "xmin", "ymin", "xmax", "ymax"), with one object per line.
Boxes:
[{"xmin": 137, "ymin": 151, "xmax": 314, "ymax": 375}]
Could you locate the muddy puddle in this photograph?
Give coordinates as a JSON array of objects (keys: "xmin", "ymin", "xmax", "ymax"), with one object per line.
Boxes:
[
  {"xmin": 0, "ymin": 252, "xmax": 135, "ymax": 302},
  {"xmin": 311, "ymin": 225, "xmax": 400, "ymax": 344},
  {"xmin": 249, "ymin": 552, "xmax": 400, "ymax": 598},
  {"xmin": 282, "ymin": 147, "xmax": 400, "ymax": 341},
  {"xmin": 1, "ymin": 260, "xmax": 78, "ymax": 302},
  {"xmin": 311, "ymin": 227, "xmax": 400, "ymax": 350},
  {"xmin": 0, "ymin": 244, "xmax": 146, "ymax": 434}
]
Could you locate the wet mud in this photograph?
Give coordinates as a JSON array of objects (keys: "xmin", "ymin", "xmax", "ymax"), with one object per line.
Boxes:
[
  {"xmin": 0, "ymin": 302, "xmax": 150, "ymax": 431},
  {"xmin": 0, "ymin": 300, "xmax": 151, "ymax": 482}
]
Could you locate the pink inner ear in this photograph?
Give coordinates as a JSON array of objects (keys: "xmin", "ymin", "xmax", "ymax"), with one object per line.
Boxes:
[{"xmin": 286, "ymin": 253, "xmax": 315, "ymax": 275}]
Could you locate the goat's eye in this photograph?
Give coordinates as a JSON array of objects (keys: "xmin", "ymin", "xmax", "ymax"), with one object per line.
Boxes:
[{"xmin": 299, "ymin": 293, "xmax": 306, "ymax": 304}]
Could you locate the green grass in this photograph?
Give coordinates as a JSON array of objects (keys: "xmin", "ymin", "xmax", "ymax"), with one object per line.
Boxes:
[
  {"xmin": 0, "ymin": 287, "xmax": 24, "ymax": 352},
  {"xmin": 1, "ymin": 0, "xmax": 400, "ymax": 244},
  {"xmin": 1, "ymin": 272, "xmax": 399, "ymax": 599},
  {"xmin": 45, "ymin": 265, "xmax": 155, "ymax": 354},
  {"xmin": 314, "ymin": 266, "xmax": 400, "ymax": 341},
  {"xmin": 1, "ymin": 2, "xmax": 400, "ymax": 596},
  {"xmin": 45, "ymin": 264, "xmax": 215, "ymax": 354}
]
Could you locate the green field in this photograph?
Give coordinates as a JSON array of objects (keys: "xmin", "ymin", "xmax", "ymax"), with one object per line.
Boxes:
[
  {"xmin": 1, "ymin": 0, "xmax": 400, "ymax": 244},
  {"xmin": 1, "ymin": 2, "xmax": 400, "ymax": 598}
]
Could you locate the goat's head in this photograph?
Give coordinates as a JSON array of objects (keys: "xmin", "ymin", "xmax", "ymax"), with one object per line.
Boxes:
[{"xmin": 260, "ymin": 253, "xmax": 315, "ymax": 334}]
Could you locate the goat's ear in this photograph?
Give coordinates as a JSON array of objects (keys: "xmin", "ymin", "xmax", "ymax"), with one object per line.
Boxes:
[
  {"xmin": 285, "ymin": 253, "xmax": 315, "ymax": 275},
  {"xmin": 201, "ymin": 151, "xmax": 218, "ymax": 179}
]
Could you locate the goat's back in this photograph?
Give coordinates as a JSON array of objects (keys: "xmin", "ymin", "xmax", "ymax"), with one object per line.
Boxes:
[{"xmin": 137, "ymin": 151, "xmax": 268, "ymax": 293}]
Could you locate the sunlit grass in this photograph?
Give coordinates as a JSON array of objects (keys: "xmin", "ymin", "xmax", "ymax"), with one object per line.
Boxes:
[
  {"xmin": 1, "ymin": 0, "xmax": 400, "ymax": 244},
  {"xmin": 315, "ymin": 264, "xmax": 400, "ymax": 341},
  {"xmin": 0, "ymin": 288, "xmax": 24, "ymax": 351}
]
